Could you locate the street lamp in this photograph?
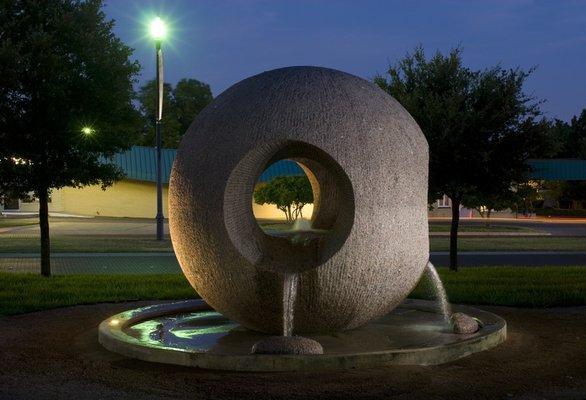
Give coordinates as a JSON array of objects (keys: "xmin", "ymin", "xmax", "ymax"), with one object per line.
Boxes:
[
  {"xmin": 81, "ymin": 126, "xmax": 94, "ymax": 135},
  {"xmin": 150, "ymin": 16, "xmax": 166, "ymax": 241}
]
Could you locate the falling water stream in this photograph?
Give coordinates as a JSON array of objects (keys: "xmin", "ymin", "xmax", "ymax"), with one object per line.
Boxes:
[
  {"xmin": 280, "ymin": 218, "xmax": 311, "ymax": 337},
  {"xmin": 282, "ymin": 272, "xmax": 299, "ymax": 337},
  {"xmin": 424, "ymin": 261, "xmax": 452, "ymax": 324}
]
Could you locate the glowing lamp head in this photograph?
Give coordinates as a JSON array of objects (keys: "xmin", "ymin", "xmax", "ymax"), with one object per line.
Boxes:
[
  {"xmin": 149, "ymin": 17, "xmax": 167, "ymax": 41},
  {"xmin": 81, "ymin": 126, "xmax": 94, "ymax": 135}
]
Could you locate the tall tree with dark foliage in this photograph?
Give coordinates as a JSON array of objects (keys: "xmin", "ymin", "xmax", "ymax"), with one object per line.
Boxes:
[
  {"xmin": 0, "ymin": 0, "xmax": 141, "ymax": 276},
  {"xmin": 376, "ymin": 47, "xmax": 547, "ymax": 270}
]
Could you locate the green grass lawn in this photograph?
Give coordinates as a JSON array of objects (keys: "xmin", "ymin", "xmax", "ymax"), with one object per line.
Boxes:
[
  {"xmin": 0, "ymin": 235, "xmax": 173, "ymax": 253},
  {"xmin": 0, "ymin": 218, "xmax": 38, "ymax": 228},
  {"xmin": 410, "ymin": 266, "xmax": 586, "ymax": 307},
  {"xmin": 1, "ymin": 267, "xmax": 584, "ymax": 317},
  {"xmin": 0, "ymin": 273, "xmax": 194, "ymax": 316}
]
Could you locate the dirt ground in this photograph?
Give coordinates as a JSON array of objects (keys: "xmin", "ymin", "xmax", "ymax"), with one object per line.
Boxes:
[{"xmin": 0, "ymin": 302, "xmax": 585, "ymax": 400}]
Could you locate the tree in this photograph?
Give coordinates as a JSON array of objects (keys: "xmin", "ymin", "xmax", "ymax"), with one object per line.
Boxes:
[
  {"xmin": 375, "ymin": 47, "xmax": 546, "ymax": 270},
  {"xmin": 136, "ymin": 80, "xmax": 179, "ymax": 148},
  {"xmin": 547, "ymin": 119, "xmax": 573, "ymax": 157},
  {"xmin": 547, "ymin": 110, "xmax": 586, "ymax": 159},
  {"xmin": 253, "ymin": 176, "xmax": 313, "ymax": 223},
  {"xmin": 0, "ymin": 0, "xmax": 141, "ymax": 276},
  {"xmin": 510, "ymin": 182, "xmax": 542, "ymax": 217},
  {"xmin": 137, "ymin": 78, "xmax": 213, "ymax": 148},
  {"xmin": 462, "ymin": 190, "xmax": 515, "ymax": 225},
  {"xmin": 463, "ymin": 182, "xmax": 542, "ymax": 224},
  {"xmin": 537, "ymin": 109, "xmax": 586, "ymax": 212},
  {"xmin": 560, "ymin": 181, "xmax": 586, "ymax": 209},
  {"xmin": 545, "ymin": 180, "xmax": 586, "ymax": 210}
]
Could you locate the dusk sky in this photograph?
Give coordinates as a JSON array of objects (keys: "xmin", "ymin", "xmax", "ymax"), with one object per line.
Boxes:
[{"xmin": 104, "ymin": 0, "xmax": 586, "ymax": 122}]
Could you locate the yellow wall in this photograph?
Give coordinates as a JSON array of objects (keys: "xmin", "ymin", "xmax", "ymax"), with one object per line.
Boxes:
[
  {"xmin": 14, "ymin": 202, "xmax": 38, "ymax": 212},
  {"xmin": 15, "ymin": 190, "xmax": 64, "ymax": 213},
  {"xmin": 252, "ymin": 203, "xmax": 314, "ymax": 221},
  {"xmin": 57, "ymin": 180, "xmax": 169, "ymax": 218},
  {"xmin": 16, "ymin": 179, "xmax": 314, "ymax": 220},
  {"xmin": 57, "ymin": 180, "xmax": 314, "ymax": 220}
]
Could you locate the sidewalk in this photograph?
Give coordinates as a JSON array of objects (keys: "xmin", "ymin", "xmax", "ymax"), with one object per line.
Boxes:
[
  {"xmin": 1, "ymin": 251, "xmax": 584, "ymax": 275},
  {"xmin": 429, "ymin": 216, "xmax": 586, "ymax": 224},
  {"xmin": 0, "ymin": 218, "xmax": 170, "ymax": 235},
  {"xmin": 429, "ymin": 231, "xmax": 549, "ymax": 237}
]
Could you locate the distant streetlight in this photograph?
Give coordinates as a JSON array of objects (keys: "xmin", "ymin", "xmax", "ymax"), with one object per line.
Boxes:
[
  {"xmin": 149, "ymin": 16, "xmax": 167, "ymax": 41},
  {"xmin": 150, "ymin": 16, "xmax": 166, "ymax": 241},
  {"xmin": 81, "ymin": 126, "xmax": 94, "ymax": 135}
]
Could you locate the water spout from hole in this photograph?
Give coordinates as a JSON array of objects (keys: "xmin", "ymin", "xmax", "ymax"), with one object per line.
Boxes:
[
  {"xmin": 424, "ymin": 261, "xmax": 452, "ymax": 324},
  {"xmin": 282, "ymin": 272, "xmax": 299, "ymax": 337},
  {"xmin": 292, "ymin": 218, "xmax": 312, "ymax": 232}
]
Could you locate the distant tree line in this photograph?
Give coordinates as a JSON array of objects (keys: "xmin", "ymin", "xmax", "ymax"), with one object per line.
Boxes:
[
  {"xmin": 548, "ymin": 111, "xmax": 586, "ymax": 159},
  {"xmin": 458, "ymin": 111, "xmax": 586, "ymax": 217},
  {"xmin": 540, "ymin": 111, "xmax": 586, "ymax": 211},
  {"xmin": 136, "ymin": 79, "xmax": 213, "ymax": 148}
]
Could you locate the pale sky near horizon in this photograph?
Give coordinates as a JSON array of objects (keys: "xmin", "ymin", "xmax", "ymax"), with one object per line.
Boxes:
[{"xmin": 104, "ymin": 0, "xmax": 586, "ymax": 122}]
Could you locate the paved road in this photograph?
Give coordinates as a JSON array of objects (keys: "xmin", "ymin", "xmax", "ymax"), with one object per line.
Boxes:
[
  {"xmin": 430, "ymin": 251, "xmax": 586, "ymax": 267},
  {"xmin": 1, "ymin": 251, "xmax": 585, "ymax": 275},
  {"xmin": 431, "ymin": 218, "xmax": 586, "ymax": 236}
]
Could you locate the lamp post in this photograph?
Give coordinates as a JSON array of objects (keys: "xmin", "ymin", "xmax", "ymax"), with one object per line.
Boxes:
[{"xmin": 150, "ymin": 16, "xmax": 166, "ymax": 241}]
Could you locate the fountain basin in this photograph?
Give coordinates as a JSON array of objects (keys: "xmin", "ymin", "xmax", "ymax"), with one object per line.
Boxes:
[{"xmin": 99, "ymin": 299, "xmax": 506, "ymax": 372}]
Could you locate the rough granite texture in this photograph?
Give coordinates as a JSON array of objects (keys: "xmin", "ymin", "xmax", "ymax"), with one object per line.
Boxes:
[
  {"xmin": 251, "ymin": 336, "xmax": 324, "ymax": 355},
  {"xmin": 169, "ymin": 66, "xmax": 429, "ymax": 334},
  {"xmin": 451, "ymin": 312, "xmax": 480, "ymax": 334}
]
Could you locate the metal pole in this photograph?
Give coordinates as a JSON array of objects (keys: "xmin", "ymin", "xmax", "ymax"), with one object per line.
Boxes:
[{"xmin": 155, "ymin": 40, "xmax": 164, "ymax": 241}]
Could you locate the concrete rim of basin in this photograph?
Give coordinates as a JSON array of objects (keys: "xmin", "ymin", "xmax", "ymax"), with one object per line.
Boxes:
[{"xmin": 98, "ymin": 299, "xmax": 506, "ymax": 372}]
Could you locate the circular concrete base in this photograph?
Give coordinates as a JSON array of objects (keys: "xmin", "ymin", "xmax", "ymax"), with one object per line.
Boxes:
[{"xmin": 98, "ymin": 299, "xmax": 506, "ymax": 372}]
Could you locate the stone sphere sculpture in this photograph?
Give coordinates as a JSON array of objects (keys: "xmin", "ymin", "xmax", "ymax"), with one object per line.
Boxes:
[{"xmin": 169, "ymin": 66, "xmax": 429, "ymax": 334}]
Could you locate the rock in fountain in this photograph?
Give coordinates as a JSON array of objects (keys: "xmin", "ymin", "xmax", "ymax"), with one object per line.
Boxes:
[
  {"xmin": 451, "ymin": 312, "xmax": 480, "ymax": 334},
  {"xmin": 251, "ymin": 335, "xmax": 324, "ymax": 355}
]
